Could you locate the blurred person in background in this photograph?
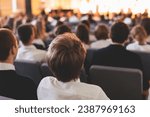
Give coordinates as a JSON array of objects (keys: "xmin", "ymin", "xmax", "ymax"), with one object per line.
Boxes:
[
  {"xmin": 91, "ymin": 24, "xmax": 112, "ymax": 49},
  {"xmin": 0, "ymin": 29, "xmax": 37, "ymax": 99},
  {"xmin": 126, "ymin": 25, "xmax": 150, "ymax": 52},
  {"xmin": 76, "ymin": 23, "xmax": 90, "ymax": 49},
  {"xmin": 16, "ymin": 24, "xmax": 46, "ymax": 63}
]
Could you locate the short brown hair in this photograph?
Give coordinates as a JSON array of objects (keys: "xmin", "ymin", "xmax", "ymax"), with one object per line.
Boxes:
[
  {"xmin": 55, "ymin": 24, "xmax": 71, "ymax": 36},
  {"xmin": 47, "ymin": 33, "xmax": 86, "ymax": 82},
  {"xmin": 94, "ymin": 24, "xmax": 109, "ymax": 40},
  {"xmin": 0, "ymin": 28, "xmax": 17, "ymax": 61}
]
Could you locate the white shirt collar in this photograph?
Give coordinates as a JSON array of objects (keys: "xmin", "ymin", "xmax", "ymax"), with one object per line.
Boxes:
[
  {"xmin": 21, "ymin": 45, "xmax": 36, "ymax": 49},
  {"xmin": 56, "ymin": 78, "xmax": 80, "ymax": 85},
  {"xmin": 69, "ymin": 78, "xmax": 80, "ymax": 83},
  {"xmin": 0, "ymin": 63, "xmax": 15, "ymax": 70}
]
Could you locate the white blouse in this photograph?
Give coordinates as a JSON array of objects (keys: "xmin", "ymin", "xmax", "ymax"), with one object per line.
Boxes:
[
  {"xmin": 126, "ymin": 41, "xmax": 150, "ymax": 52},
  {"xmin": 37, "ymin": 76, "xmax": 109, "ymax": 100}
]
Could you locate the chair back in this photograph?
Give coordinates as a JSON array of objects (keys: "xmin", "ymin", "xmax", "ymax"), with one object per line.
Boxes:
[
  {"xmin": 0, "ymin": 95, "xmax": 14, "ymax": 100},
  {"xmin": 40, "ymin": 63, "xmax": 53, "ymax": 77},
  {"xmin": 89, "ymin": 65, "xmax": 143, "ymax": 100},
  {"xmin": 14, "ymin": 60, "xmax": 42, "ymax": 86},
  {"xmin": 84, "ymin": 48, "xmax": 97, "ymax": 74},
  {"xmin": 132, "ymin": 51, "xmax": 150, "ymax": 81}
]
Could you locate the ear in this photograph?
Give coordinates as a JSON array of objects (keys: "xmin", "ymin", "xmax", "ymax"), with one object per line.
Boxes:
[
  {"xmin": 11, "ymin": 46, "xmax": 16, "ymax": 55},
  {"xmin": 11, "ymin": 42, "xmax": 18, "ymax": 56}
]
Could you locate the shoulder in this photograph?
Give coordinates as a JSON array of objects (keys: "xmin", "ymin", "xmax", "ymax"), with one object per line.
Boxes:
[
  {"xmin": 78, "ymin": 82, "xmax": 104, "ymax": 93},
  {"xmin": 126, "ymin": 50, "xmax": 140, "ymax": 58},
  {"xmin": 126, "ymin": 43, "xmax": 136, "ymax": 50},
  {"xmin": 34, "ymin": 49, "xmax": 47, "ymax": 54},
  {"xmin": 38, "ymin": 76, "xmax": 56, "ymax": 87},
  {"xmin": 16, "ymin": 73, "xmax": 36, "ymax": 87},
  {"xmin": 78, "ymin": 82, "xmax": 109, "ymax": 100}
]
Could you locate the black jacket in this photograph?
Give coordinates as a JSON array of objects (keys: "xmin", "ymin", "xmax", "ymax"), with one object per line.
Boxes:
[
  {"xmin": 90, "ymin": 44, "xmax": 149, "ymax": 90},
  {"xmin": 0, "ymin": 70, "xmax": 37, "ymax": 100}
]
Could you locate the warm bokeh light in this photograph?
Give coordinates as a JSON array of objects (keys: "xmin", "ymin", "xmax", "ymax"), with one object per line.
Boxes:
[
  {"xmin": 42, "ymin": 0, "xmax": 150, "ymax": 14},
  {"xmin": 78, "ymin": 0, "xmax": 149, "ymax": 14}
]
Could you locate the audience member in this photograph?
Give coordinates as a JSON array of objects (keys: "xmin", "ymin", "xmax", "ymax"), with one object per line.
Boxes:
[
  {"xmin": 126, "ymin": 25, "xmax": 150, "ymax": 52},
  {"xmin": 141, "ymin": 18, "xmax": 150, "ymax": 43},
  {"xmin": 88, "ymin": 22, "xmax": 149, "ymax": 98},
  {"xmin": 81, "ymin": 20, "xmax": 96, "ymax": 42},
  {"xmin": 16, "ymin": 24, "xmax": 46, "ymax": 62},
  {"xmin": 37, "ymin": 33, "xmax": 109, "ymax": 100},
  {"xmin": 54, "ymin": 24, "xmax": 71, "ymax": 36},
  {"xmin": 32, "ymin": 17, "xmax": 48, "ymax": 50},
  {"xmin": 91, "ymin": 24, "xmax": 112, "ymax": 49},
  {"xmin": 0, "ymin": 28, "xmax": 37, "ymax": 99},
  {"xmin": 76, "ymin": 23, "xmax": 90, "ymax": 49}
]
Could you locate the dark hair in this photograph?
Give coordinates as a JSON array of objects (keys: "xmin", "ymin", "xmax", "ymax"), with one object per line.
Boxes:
[
  {"xmin": 110, "ymin": 22, "xmax": 129, "ymax": 43},
  {"xmin": 94, "ymin": 24, "xmax": 109, "ymax": 40},
  {"xmin": 56, "ymin": 21, "xmax": 64, "ymax": 27},
  {"xmin": 47, "ymin": 33, "xmax": 86, "ymax": 82},
  {"xmin": 81, "ymin": 20, "xmax": 90, "ymax": 29},
  {"xmin": 55, "ymin": 24, "xmax": 71, "ymax": 36},
  {"xmin": 76, "ymin": 23, "xmax": 89, "ymax": 44},
  {"xmin": 2, "ymin": 25, "xmax": 13, "ymax": 30},
  {"xmin": 17, "ymin": 24, "xmax": 34, "ymax": 44},
  {"xmin": 0, "ymin": 29, "xmax": 16, "ymax": 61},
  {"xmin": 141, "ymin": 18, "xmax": 150, "ymax": 35}
]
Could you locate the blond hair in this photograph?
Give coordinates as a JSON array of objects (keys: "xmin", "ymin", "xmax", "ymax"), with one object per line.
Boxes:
[{"xmin": 131, "ymin": 25, "xmax": 147, "ymax": 45}]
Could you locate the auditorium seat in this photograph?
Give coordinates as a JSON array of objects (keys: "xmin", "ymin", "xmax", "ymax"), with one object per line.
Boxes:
[
  {"xmin": 0, "ymin": 95, "xmax": 14, "ymax": 100},
  {"xmin": 89, "ymin": 65, "xmax": 143, "ymax": 100},
  {"xmin": 14, "ymin": 60, "xmax": 42, "ymax": 86},
  {"xmin": 84, "ymin": 48, "xmax": 97, "ymax": 74},
  {"xmin": 40, "ymin": 63, "xmax": 88, "ymax": 83},
  {"xmin": 132, "ymin": 51, "xmax": 150, "ymax": 82},
  {"xmin": 40, "ymin": 63, "xmax": 53, "ymax": 77}
]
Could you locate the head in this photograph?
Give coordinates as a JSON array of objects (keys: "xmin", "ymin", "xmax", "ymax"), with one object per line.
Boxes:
[
  {"xmin": 17, "ymin": 24, "xmax": 35, "ymax": 45},
  {"xmin": 81, "ymin": 20, "xmax": 90, "ymax": 30},
  {"xmin": 56, "ymin": 21, "xmax": 64, "ymax": 27},
  {"xmin": 47, "ymin": 33, "xmax": 86, "ymax": 82},
  {"xmin": 35, "ymin": 20, "xmax": 46, "ymax": 39},
  {"xmin": 0, "ymin": 28, "xmax": 18, "ymax": 63},
  {"xmin": 130, "ymin": 25, "xmax": 147, "ymax": 44},
  {"xmin": 76, "ymin": 23, "xmax": 89, "ymax": 44},
  {"xmin": 110, "ymin": 22, "xmax": 129, "ymax": 44},
  {"xmin": 94, "ymin": 24, "xmax": 109, "ymax": 40},
  {"xmin": 55, "ymin": 24, "xmax": 71, "ymax": 36},
  {"xmin": 141, "ymin": 18, "xmax": 150, "ymax": 36}
]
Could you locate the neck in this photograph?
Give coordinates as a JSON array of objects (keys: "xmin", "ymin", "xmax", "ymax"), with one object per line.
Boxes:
[
  {"xmin": 0, "ymin": 59, "xmax": 13, "ymax": 64},
  {"xmin": 23, "ymin": 38, "xmax": 33, "ymax": 46},
  {"xmin": 23, "ymin": 42, "xmax": 32, "ymax": 46},
  {"xmin": 138, "ymin": 41, "xmax": 147, "ymax": 45},
  {"xmin": 112, "ymin": 42, "xmax": 124, "ymax": 46}
]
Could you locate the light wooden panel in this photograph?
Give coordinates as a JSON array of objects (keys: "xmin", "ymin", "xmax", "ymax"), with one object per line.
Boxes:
[
  {"xmin": 17, "ymin": 0, "xmax": 25, "ymax": 13},
  {"xmin": 0, "ymin": 0, "xmax": 12, "ymax": 16}
]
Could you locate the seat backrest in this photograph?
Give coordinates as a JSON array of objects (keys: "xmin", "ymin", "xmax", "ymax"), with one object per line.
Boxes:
[
  {"xmin": 14, "ymin": 60, "xmax": 42, "ymax": 86},
  {"xmin": 132, "ymin": 51, "xmax": 150, "ymax": 81},
  {"xmin": 40, "ymin": 63, "xmax": 88, "ymax": 83},
  {"xmin": 84, "ymin": 48, "xmax": 97, "ymax": 74},
  {"xmin": 40, "ymin": 63, "xmax": 53, "ymax": 77},
  {"xmin": 89, "ymin": 65, "xmax": 143, "ymax": 100},
  {"xmin": 0, "ymin": 95, "xmax": 14, "ymax": 100}
]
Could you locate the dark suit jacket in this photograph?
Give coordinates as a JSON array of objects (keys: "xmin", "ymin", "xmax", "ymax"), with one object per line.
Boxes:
[
  {"xmin": 90, "ymin": 44, "xmax": 149, "ymax": 90},
  {"xmin": 0, "ymin": 70, "xmax": 37, "ymax": 100}
]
